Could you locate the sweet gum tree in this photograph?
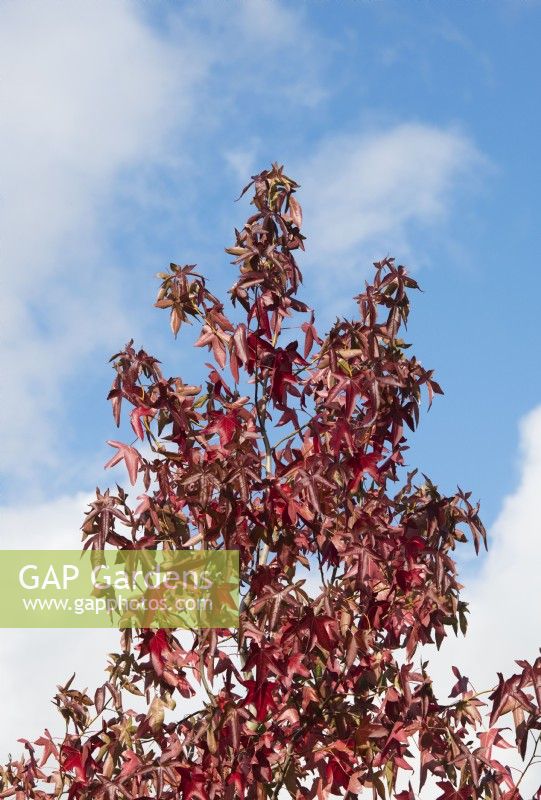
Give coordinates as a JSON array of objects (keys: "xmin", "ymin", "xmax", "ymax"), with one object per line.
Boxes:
[{"xmin": 2, "ymin": 165, "xmax": 540, "ymax": 800}]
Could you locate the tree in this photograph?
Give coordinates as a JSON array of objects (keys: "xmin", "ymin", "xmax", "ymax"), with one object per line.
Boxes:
[{"xmin": 2, "ymin": 164, "xmax": 540, "ymax": 800}]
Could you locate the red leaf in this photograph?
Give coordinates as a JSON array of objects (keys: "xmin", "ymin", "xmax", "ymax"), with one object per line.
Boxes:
[
  {"xmin": 241, "ymin": 679, "xmax": 278, "ymax": 721},
  {"xmin": 148, "ymin": 629, "xmax": 170, "ymax": 677},
  {"xmin": 104, "ymin": 440, "xmax": 141, "ymax": 485},
  {"xmin": 119, "ymin": 750, "xmax": 142, "ymax": 778},
  {"xmin": 233, "ymin": 323, "xmax": 248, "ymax": 363},
  {"xmin": 288, "ymin": 195, "xmax": 303, "ymax": 228},
  {"xmin": 34, "ymin": 730, "xmax": 58, "ymax": 768},
  {"xmin": 130, "ymin": 405, "xmax": 155, "ymax": 440},
  {"xmin": 61, "ymin": 746, "xmax": 88, "ymax": 784}
]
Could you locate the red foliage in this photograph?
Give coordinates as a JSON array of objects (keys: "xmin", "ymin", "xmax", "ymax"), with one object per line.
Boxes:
[{"xmin": 2, "ymin": 165, "xmax": 540, "ymax": 800}]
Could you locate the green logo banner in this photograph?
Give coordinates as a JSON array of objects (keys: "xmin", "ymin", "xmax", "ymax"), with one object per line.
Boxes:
[{"xmin": 0, "ymin": 550, "xmax": 239, "ymax": 629}]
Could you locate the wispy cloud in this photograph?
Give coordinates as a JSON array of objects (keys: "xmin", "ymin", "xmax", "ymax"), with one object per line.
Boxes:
[
  {"xmin": 0, "ymin": 0, "xmax": 207, "ymax": 488},
  {"xmin": 296, "ymin": 123, "xmax": 484, "ymax": 305}
]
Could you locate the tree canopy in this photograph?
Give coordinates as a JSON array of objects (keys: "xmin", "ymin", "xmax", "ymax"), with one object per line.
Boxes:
[{"xmin": 2, "ymin": 165, "xmax": 540, "ymax": 800}]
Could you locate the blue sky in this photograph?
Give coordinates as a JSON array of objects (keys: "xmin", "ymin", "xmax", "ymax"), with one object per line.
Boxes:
[{"xmin": 1, "ymin": 1, "xmax": 540, "ymax": 782}]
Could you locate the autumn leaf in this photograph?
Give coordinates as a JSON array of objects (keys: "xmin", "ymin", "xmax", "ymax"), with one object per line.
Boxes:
[{"xmin": 104, "ymin": 440, "xmax": 141, "ymax": 485}]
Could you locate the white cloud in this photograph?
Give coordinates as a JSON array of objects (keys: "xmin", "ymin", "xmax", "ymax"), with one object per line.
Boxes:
[
  {"xmin": 0, "ymin": 0, "xmax": 200, "ymax": 278},
  {"xmin": 1, "ymin": 628, "xmax": 120, "ymax": 758},
  {"xmin": 297, "ymin": 123, "xmax": 484, "ymax": 300},
  {"xmin": 422, "ymin": 406, "xmax": 541, "ymax": 796},
  {"xmin": 0, "ymin": 492, "xmax": 91, "ymax": 550},
  {"xmin": 225, "ymin": 145, "xmax": 259, "ymax": 183},
  {"xmin": 0, "ymin": 0, "xmax": 206, "ymax": 485},
  {"xmin": 0, "ymin": 491, "xmax": 205, "ymax": 758},
  {"xmin": 428, "ymin": 405, "xmax": 541, "ymax": 691},
  {"xmin": 0, "ymin": 492, "xmax": 118, "ymax": 756}
]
